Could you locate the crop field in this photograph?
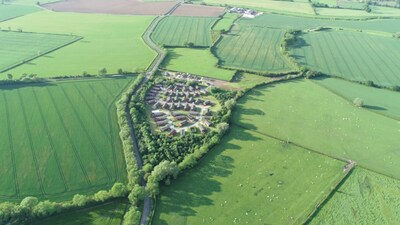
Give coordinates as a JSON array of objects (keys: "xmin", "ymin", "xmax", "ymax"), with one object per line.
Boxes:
[
  {"xmin": 233, "ymin": 79, "xmax": 400, "ymax": 180},
  {"xmin": 153, "ymin": 126, "xmax": 345, "ymax": 225},
  {"xmin": 212, "ymin": 13, "xmax": 238, "ymax": 32},
  {"xmin": 0, "ymin": 11, "xmax": 156, "ymax": 78},
  {"xmin": 310, "ymin": 168, "xmax": 400, "ymax": 224},
  {"xmin": 171, "ymin": 4, "xmax": 225, "ymax": 17},
  {"xmin": 315, "ymin": 5, "xmax": 400, "ymax": 17},
  {"xmin": 239, "ymin": 14, "xmax": 400, "ymax": 33},
  {"xmin": 315, "ymin": 77, "xmax": 400, "ymax": 120},
  {"xmin": 214, "ymin": 26, "xmax": 294, "ymax": 73},
  {"xmin": 151, "ymin": 16, "xmax": 218, "ymax": 47},
  {"xmin": 34, "ymin": 200, "xmax": 128, "ymax": 225},
  {"xmin": 0, "ymin": 78, "xmax": 133, "ymax": 201},
  {"xmin": 0, "ymin": 4, "xmax": 41, "ymax": 22},
  {"xmin": 290, "ymin": 30, "xmax": 400, "ymax": 87},
  {"xmin": 312, "ymin": 0, "xmax": 364, "ymax": 9},
  {"xmin": 162, "ymin": 48, "xmax": 235, "ymax": 81},
  {"xmin": 0, "ymin": 31, "xmax": 80, "ymax": 73}
]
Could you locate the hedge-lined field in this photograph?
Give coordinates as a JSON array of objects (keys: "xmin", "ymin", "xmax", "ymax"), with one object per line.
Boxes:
[
  {"xmin": 153, "ymin": 126, "xmax": 344, "ymax": 225},
  {"xmin": 290, "ymin": 30, "xmax": 400, "ymax": 87},
  {"xmin": 151, "ymin": 16, "xmax": 218, "ymax": 47},
  {"xmin": 0, "ymin": 11, "xmax": 156, "ymax": 78},
  {"xmin": 234, "ymin": 79, "xmax": 400, "ymax": 180},
  {"xmin": 0, "ymin": 31, "xmax": 80, "ymax": 73},
  {"xmin": 214, "ymin": 26, "xmax": 294, "ymax": 73},
  {"xmin": 212, "ymin": 13, "xmax": 238, "ymax": 32},
  {"xmin": 315, "ymin": 77, "xmax": 400, "ymax": 120},
  {"xmin": 0, "ymin": 78, "xmax": 133, "ymax": 201},
  {"xmin": 310, "ymin": 168, "xmax": 400, "ymax": 224},
  {"xmin": 0, "ymin": 4, "xmax": 41, "ymax": 22}
]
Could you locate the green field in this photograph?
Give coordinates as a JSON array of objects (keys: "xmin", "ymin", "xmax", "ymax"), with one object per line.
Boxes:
[
  {"xmin": 315, "ymin": 77, "xmax": 400, "ymax": 120},
  {"xmin": 315, "ymin": 6, "xmax": 400, "ymax": 17},
  {"xmin": 0, "ymin": 4, "xmax": 41, "ymax": 21},
  {"xmin": 0, "ymin": 11, "xmax": 156, "ymax": 78},
  {"xmin": 0, "ymin": 78, "xmax": 132, "ymax": 201},
  {"xmin": 212, "ymin": 13, "xmax": 238, "ymax": 32},
  {"xmin": 310, "ymin": 168, "xmax": 400, "ymax": 225},
  {"xmin": 0, "ymin": 31, "xmax": 80, "ymax": 73},
  {"xmin": 34, "ymin": 200, "xmax": 128, "ymax": 225},
  {"xmin": 151, "ymin": 16, "xmax": 218, "ymax": 47},
  {"xmin": 239, "ymin": 14, "xmax": 400, "ymax": 33},
  {"xmin": 234, "ymin": 79, "xmax": 400, "ymax": 180},
  {"xmin": 215, "ymin": 26, "xmax": 294, "ymax": 73},
  {"xmin": 312, "ymin": 0, "xmax": 365, "ymax": 9},
  {"xmin": 162, "ymin": 48, "xmax": 235, "ymax": 81},
  {"xmin": 290, "ymin": 30, "xmax": 400, "ymax": 87},
  {"xmin": 153, "ymin": 126, "xmax": 344, "ymax": 225}
]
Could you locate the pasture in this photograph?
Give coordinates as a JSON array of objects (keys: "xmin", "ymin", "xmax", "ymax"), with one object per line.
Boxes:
[
  {"xmin": 233, "ymin": 79, "xmax": 400, "ymax": 180},
  {"xmin": 0, "ymin": 4, "xmax": 41, "ymax": 22},
  {"xmin": 0, "ymin": 11, "xmax": 156, "ymax": 78},
  {"xmin": 151, "ymin": 16, "xmax": 218, "ymax": 47},
  {"xmin": 239, "ymin": 14, "xmax": 400, "ymax": 33},
  {"xmin": 212, "ymin": 13, "xmax": 238, "ymax": 32},
  {"xmin": 310, "ymin": 168, "xmax": 400, "ymax": 224},
  {"xmin": 0, "ymin": 31, "xmax": 80, "ymax": 73},
  {"xmin": 214, "ymin": 26, "xmax": 294, "ymax": 73},
  {"xmin": 315, "ymin": 77, "xmax": 400, "ymax": 120},
  {"xmin": 290, "ymin": 30, "xmax": 400, "ymax": 87},
  {"xmin": 153, "ymin": 126, "xmax": 344, "ymax": 225},
  {"xmin": 162, "ymin": 48, "xmax": 235, "ymax": 81},
  {"xmin": 0, "ymin": 78, "xmax": 133, "ymax": 201},
  {"xmin": 33, "ymin": 199, "xmax": 128, "ymax": 225},
  {"xmin": 315, "ymin": 5, "xmax": 400, "ymax": 17}
]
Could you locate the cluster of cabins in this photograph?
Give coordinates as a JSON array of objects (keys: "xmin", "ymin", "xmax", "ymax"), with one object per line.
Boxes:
[{"xmin": 162, "ymin": 71, "xmax": 213, "ymax": 86}]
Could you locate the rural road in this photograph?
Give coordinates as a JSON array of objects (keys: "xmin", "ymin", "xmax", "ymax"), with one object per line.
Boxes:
[{"xmin": 125, "ymin": 3, "xmax": 181, "ymax": 225}]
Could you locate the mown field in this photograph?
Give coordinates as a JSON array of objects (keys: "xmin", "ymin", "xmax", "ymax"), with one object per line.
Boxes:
[
  {"xmin": 0, "ymin": 31, "xmax": 80, "ymax": 73},
  {"xmin": 0, "ymin": 78, "xmax": 132, "ymax": 201},
  {"xmin": 310, "ymin": 168, "xmax": 400, "ymax": 225},
  {"xmin": 315, "ymin": 77, "xmax": 400, "ymax": 120},
  {"xmin": 33, "ymin": 199, "xmax": 128, "ymax": 225},
  {"xmin": 162, "ymin": 48, "xmax": 235, "ymax": 81},
  {"xmin": 153, "ymin": 125, "xmax": 344, "ymax": 225},
  {"xmin": 239, "ymin": 14, "xmax": 400, "ymax": 33},
  {"xmin": 215, "ymin": 26, "xmax": 294, "ymax": 73},
  {"xmin": 290, "ymin": 30, "xmax": 400, "ymax": 87},
  {"xmin": 151, "ymin": 16, "xmax": 218, "ymax": 47},
  {"xmin": 0, "ymin": 11, "xmax": 156, "ymax": 78},
  {"xmin": 233, "ymin": 79, "xmax": 400, "ymax": 180},
  {"xmin": 0, "ymin": 3, "xmax": 41, "ymax": 22}
]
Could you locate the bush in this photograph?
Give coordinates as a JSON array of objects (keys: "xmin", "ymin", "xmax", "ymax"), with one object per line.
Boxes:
[
  {"xmin": 72, "ymin": 194, "xmax": 89, "ymax": 207},
  {"xmin": 353, "ymin": 98, "xmax": 364, "ymax": 107}
]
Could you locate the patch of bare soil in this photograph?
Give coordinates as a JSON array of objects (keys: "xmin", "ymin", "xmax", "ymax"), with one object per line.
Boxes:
[
  {"xmin": 171, "ymin": 4, "xmax": 225, "ymax": 17},
  {"xmin": 43, "ymin": 0, "xmax": 178, "ymax": 15}
]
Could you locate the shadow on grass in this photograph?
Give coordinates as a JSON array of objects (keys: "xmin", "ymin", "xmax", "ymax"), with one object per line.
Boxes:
[
  {"xmin": 364, "ymin": 105, "xmax": 387, "ymax": 111},
  {"xmin": 0, "ymin": 81, "xmax": 57, "ymax": 90}
]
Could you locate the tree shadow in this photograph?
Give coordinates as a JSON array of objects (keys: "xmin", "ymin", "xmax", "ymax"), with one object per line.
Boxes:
[
  {"xmin": 364, "ymin": 105, "xmax": 387, "ymax": 111},
  {"xmin": 0, "ymin": 81, "xmax": 57, "ymax": 90}
]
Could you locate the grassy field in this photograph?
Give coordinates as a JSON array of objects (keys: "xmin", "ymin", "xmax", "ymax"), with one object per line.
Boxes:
[
  {"xmin": 239, "ymin": 14, "xmax": 400, "ymax": 33},
  {"xmin": 310, "ymin": 168, "xmax": 400, "ymax": 225},
  {"xmin": 234, "ymin": 79, "xmax": 400, "ymax": 180},
  {"xmin": 212, "ymin": 13, "xmax": 238, "ymax": 31},
  {"xmin": 151, "ymin": 16, "xmax": 218, "ymax": 47},
  {"xmin": 214, "ymin": 26, "xmax": 294, "ymax": 73},
  {"xmin": 0, "ymin": 4, "xmax": 41, "ymax": 21},
  {"xmin": 312, "ymin": 0, "xmax": 364, "ymax": 9},
  {"xmin": 153, "ymin": 126, "xmax": 345, "ymax": 225},
  {"xmin": 0, "ymin": 31, "xmax": 80, "ymax": 73},
  {"xmin": 0, "ymin": 78, "xmax": 133, "ymax": 201},
  {"xmin": 315, "ymin": 5, "xmax": 400, "ymax": 17},
  {"xmin": 290, "ymin": 30, "xmax": 400, "ymax": 87},
  {"xmin": 162, "ymin": 48, "xmax": 235, "ymax": 81},
  {"xmin": 315, "ymin": 77, "xmax": 400, "ymax": 120},
  {"xmin": 33, "ymin": 200, "xmax": 128, "ymax": 225},
  {"xmin": 0, "ymin": 11, "xmax": 156, "ymax": 78}
]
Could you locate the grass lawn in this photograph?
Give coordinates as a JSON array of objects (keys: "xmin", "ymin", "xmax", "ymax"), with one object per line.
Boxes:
[
  {"xmin": 290, "ymin": 30, "xmax": 400, "ymax": 87},
  {"xmin": 153, "ymin": 126, "xmax": 345, "ymax": 225},
  {"xmin": 234, "ymin": 79, "xmax": 400, "ymax": 180},
  {"xmin": 0, "ymin": 11, "xmax": 156, "ymax": 78},
  {"xmin": 0, "ymin": 31, "xmax": 80, "ymax": 73},
  {"xmin": 0, "ymin": 77, "xmax": 133, "ymax": 201},
  {"xmin": 162, "ymin": 48, "xmax": 235, "ymax": 81},
  {"xmin": 151, "ymin": 16, "xmax": 218, "ymax": 47},
  {"xmin": 310, "ymin": 168, "xmax": 400, "ymax": 225},
  {"xmin": 33, "ymin": 199, "xmax": 128, "ymax": 225},
  {"xmin": 215, "ymin": 26, "xmax": 294, "ymax": 73},
  {"xmin": 314, "ymin": 77, "xmax": 400, "ymax": 120},
  {"xmin": 0, "ymin": 3, "xmax": 41, "ymax": 21},
  {"xmin": 212, "ymin": 13, "xmax": 238, "ymax": 32}
]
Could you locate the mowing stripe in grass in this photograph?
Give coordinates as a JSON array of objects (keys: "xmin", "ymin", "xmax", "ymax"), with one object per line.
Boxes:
[
  {"xmin": 308, "ymin": 34, "xmax": 334, "ymax": 75},
  {"xmin": 259, "ymin": 29, "xmax": 279, "ymax": 71},
  {"xmin": 2, "ymin": 92, "xmax": 20, "ymax": 197},
  {"xmin": 46, "ymin": 88, "xmax": 92, "ymax": 186},
  {"xmin": 16, "ymin": 89, "xmax": 46, "ymax": 196}
]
